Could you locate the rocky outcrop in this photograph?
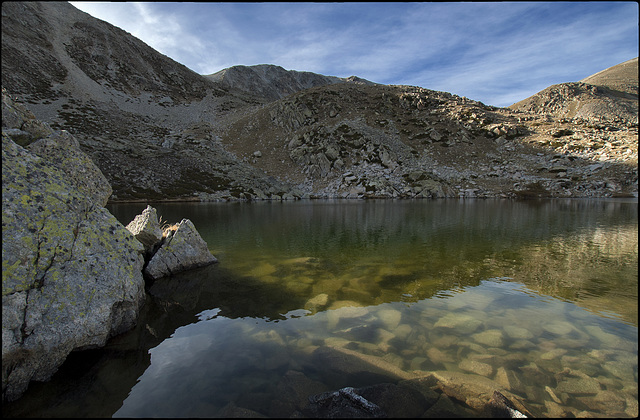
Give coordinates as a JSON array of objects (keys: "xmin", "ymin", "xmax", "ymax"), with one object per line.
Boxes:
[
  {"xmin": 125, "ymin": 206, "xmax": 218, "ymax": 281},
  {"xmin": 2, "ymin": 90, "xmax": 146, "ymax": 401},
  {"xmin": 223, "ymin": 83, "xmax": 637, "ymax": 199}
]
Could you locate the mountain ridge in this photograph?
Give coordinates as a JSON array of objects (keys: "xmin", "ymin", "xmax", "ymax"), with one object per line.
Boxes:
[
  {"xmin": 509, "ymin": 57, "xmax": 638, "ymax": 124},
  {"xmin": 206, "ymin": 64, "xmax": 376, "ymax": 101},
  {"xmin": 2, "ymin": 1, "xmax": 637, "ymax": 201},
  {"xmin": 579, "ymin": 57, "xmax": 638, "ymax": 96}
]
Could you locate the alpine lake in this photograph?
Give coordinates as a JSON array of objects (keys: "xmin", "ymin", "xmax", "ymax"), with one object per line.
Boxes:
[{"xmin": 4, "ymin": 198, "xmax": 638, "ymax": 418}]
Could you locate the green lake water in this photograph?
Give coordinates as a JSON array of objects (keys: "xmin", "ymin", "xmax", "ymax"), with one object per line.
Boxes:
[{"xmin": 4, "ymin": 199, "xmax": 638, "ymax": 417}]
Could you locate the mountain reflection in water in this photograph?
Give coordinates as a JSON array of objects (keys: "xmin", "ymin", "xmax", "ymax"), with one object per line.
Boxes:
[{"xmin": 4, "ymin": 199, "xmax": 637, "ymax": 418}]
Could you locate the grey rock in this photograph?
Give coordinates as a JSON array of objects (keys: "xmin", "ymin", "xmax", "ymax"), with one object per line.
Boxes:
[
  {"xmin": 2, "ymin": 93, "xmax": 145, "ymax": 402},
  {"xmin": 126, "ymin": 205, "xmax": 164, "ymax": 253},
  {"xmin": 26, "ymin": 130, "xmax": 112, "ymax": 207},
  {"xmin": 144, "ymin": 219, "xmax": 217, "ymax": 280},
  {"xmin": 303, "ymin": 386, "xmax": 386, "ymax": 418}
]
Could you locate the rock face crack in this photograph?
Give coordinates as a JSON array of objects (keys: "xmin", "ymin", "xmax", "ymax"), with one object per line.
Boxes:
[
  {"xmin": 19, "ymin": 293, "xmax": 30, "ymax": 343},
  {"xmin": 32, "ymin": 243, "xmax": 56, "ymax": 290}
]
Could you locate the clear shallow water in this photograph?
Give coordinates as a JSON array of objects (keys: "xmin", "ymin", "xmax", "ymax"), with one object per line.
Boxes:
[{"xmin": 4, "ymin": 199, "xmax": 637, "ymax": 417}]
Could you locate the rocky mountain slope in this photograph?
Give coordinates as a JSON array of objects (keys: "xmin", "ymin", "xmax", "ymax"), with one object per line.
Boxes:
[
  {"xmin": 1, "ymin": 1, "xmax": 286, "ymax": 201},
  {"xmin": 2, "ymin": 1, "xmax": 637, "ymax": 200},
  {"xmin": 580, "ymin": 57, "xmax": 638, "ymax": 96},
  {"xmin": 509, "ymin": 57, "xmax": 638, "ymax": 125},
  {"xmin": 206, "ymin": 64, "xmax": 375, "ymax": 101},
  {"xmin": 217, "ymin": 82, "xmax": 637, "ymax": 199}
]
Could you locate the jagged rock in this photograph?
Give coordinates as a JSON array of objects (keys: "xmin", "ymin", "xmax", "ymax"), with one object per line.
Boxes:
[
  {"xmin": 144, "ymin": 218, "xmax": 217, "ymax": 280},
  {"xmin": 303, "ymin": 386, "xmax": 386, "ymax": 418},
  {"xmin": 486, "ymin": 390, "xmax": 529, "ymax": 418},
  {"xmin": 126, "ymin": 205, "xmax": 163, "ymax": 254},
  {"xmin": 2, "ymin": 92, "xmax": 146, "ymax": 402}
]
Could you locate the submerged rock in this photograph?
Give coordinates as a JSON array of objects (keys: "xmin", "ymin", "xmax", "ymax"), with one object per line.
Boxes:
[{"xmin": 2, "ymin": 91, "xmax": 146, "ymax": 401}]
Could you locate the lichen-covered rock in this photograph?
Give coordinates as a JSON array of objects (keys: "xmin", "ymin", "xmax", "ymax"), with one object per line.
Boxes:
[
  {"xmin": 2, "ymin": 92, "xmax": 146, "ymax": 402},
  {"xmin": 1, "ymin": 89, "xmax": 54, "ymax": 146},
  {"xmin": 126, "ymin": 205, "xmax": 163, "ymax": 253},
  {"xmin": 144, "ymin": 218, "xmax": 217, "ymax": 280}
]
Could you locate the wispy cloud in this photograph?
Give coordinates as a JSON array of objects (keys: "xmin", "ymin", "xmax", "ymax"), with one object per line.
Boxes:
[{"xmin": 69, "ymin": 2, "xmax": 638, "ymax": 107}]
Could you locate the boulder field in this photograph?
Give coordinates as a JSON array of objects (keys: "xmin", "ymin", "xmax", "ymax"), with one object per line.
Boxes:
[{"xmin": 1, "ymin": 91, "xmax": 217, "ymax": 401}]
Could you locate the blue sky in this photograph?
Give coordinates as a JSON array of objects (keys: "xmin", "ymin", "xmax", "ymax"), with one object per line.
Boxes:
[{"xmin": 69, "ymin": 2, "xmax": 638, "ymax": 107}]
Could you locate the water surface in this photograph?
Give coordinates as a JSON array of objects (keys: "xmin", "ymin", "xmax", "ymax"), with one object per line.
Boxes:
[{"xmin": 4, "ymin": 199, "xmax": 637, "ymax": 417}]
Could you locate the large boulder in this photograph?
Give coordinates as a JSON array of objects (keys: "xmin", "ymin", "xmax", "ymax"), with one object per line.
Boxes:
[
  {"xmin": 143, "ymin": 218, "xmax": 217, "ymax": 280},
  {"xmin": 2, "ymin": 91, "xmax": 146, "ymax": 401}
]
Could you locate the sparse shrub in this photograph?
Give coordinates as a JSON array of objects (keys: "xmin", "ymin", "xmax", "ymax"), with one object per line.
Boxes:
[
  {"xmin": 162, "ymin": 223, "xmax": 179, "ymax": 238},
  {"xmin": 158, "ymin": 216, "xmax": 179, "ymax": 238}
]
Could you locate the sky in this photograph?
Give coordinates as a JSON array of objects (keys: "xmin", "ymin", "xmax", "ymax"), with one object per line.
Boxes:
[{"xmin": 69, "ymin": 2, "xmax": 638, "ymax": 107}]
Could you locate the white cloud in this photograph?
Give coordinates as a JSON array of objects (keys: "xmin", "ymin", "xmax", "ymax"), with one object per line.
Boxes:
[
  {"xmin": 71, "ymin": 1, "xmax": 205, "ymax": 71},
  {"xmin": 69, "ymin": 2, "xmax": 638, "ymax": 106}
]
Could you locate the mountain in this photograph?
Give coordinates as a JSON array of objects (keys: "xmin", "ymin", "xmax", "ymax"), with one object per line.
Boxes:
[
  {"xmin": 2, "ymin": 1, "xmax": 637, "ymax": 200},
  {"xmin": 509, "ymin": 58, "xmax": 638, "ymax": 124},
  {"xmin": 1, "ymin": 1, "xmax": 289, "ymax": 201},
  {"xmin": 579, "ymin": 57, "xmax": 638, "ymax": 96},
  {"xmin": 206, "ymin": 64, "xmax": 376, "ymax": 101}
]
